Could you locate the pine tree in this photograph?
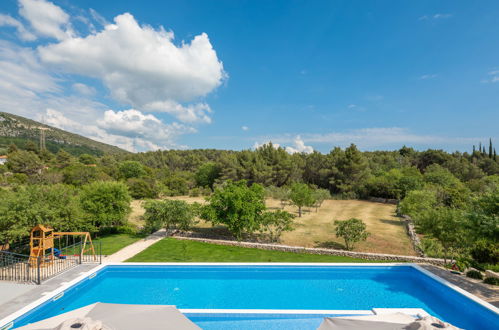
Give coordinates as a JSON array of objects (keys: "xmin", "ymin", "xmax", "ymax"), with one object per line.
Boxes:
[
  {"xmin": 489, "ymin": 138, "xmax": 493, "ymax": 158},
  {"xmin": 472, "ymin": 145, "xmax": 476, "ymax": 154},
  {"xmin": 494, "ymin": 148, "xmax": 497, "ymax": 161}
]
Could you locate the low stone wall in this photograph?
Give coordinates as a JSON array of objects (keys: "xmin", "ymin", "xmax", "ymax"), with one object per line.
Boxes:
[
  {"xmin": 368, "ymin": 197, "xmax": 398, "ymax": 205},
  {"xmin": 171, "ymin": 235, "xmax": 445, "ymax": 265},
  {"xmin": 485, "ymin": 270, "xmax": 499, "ymax": 279},
  {"xmin": 402, "ymin": 215, "xmax": 425, "ymax": 257}
]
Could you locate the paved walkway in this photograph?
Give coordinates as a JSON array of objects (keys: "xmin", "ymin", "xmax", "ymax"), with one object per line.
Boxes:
[
  {"xmin": 103, "ymin": 229, "xmax": 166, "ymax": 262},
  {"xmin": 0, "ymin": 264, "xmax": 97, "ymax": 321},
  {"xmin": 421, "ymin": 264, "xmax": 499, "ymax": 307}
]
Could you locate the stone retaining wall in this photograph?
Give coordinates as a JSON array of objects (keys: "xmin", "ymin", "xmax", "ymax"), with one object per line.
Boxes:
[
  {"xmin": 171, "ymin": 235, "xmax": 445, "ymax": 265},
  {"xmin": 402, "ymin": 215, "xmax": 425, "ymax": 257},
  {"xmin": 368, "ymin": 197, "xmax": 398, "ymax": 205}
]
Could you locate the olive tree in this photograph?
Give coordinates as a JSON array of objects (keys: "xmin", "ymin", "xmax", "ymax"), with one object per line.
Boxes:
[
  {"xmin": 143, "ymin": 199, "xmax": 199, "ymax": 233},
  {"xmin": 289, "ymin": 183, "xmax": 315, "ymax": 217},
  {"xmin": 334, "ymin": 218, "xmax": 370, "ymax": 251},
  {"xmin": 201, "ymin": 180, "xmax": 266, "ymax": 240}
]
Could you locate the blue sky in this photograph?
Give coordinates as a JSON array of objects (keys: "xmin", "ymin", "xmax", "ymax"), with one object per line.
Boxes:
[{"xmin": 0, "ymin": 0, "xmax": 498, "ymax": 153}]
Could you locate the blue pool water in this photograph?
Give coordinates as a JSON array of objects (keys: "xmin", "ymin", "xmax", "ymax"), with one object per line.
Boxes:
[{"xmin": 8, "ymin": 265, "xmax": 499, "ymax": 329}]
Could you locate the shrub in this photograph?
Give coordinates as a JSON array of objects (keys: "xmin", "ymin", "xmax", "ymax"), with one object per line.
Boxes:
[
  {"xmin": 465, "ymin": 270, "xmax": 483, "ymax": 280},
  {"xmin": 483, "ymin": 277, "xmax": 499, "ymax": 286},
  {"xmin": 470, "ymin": 239, "xmax": 499, "ymax": 264}
]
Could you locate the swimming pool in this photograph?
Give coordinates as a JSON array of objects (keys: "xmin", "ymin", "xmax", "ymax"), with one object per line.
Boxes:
[{"xmin": 1, "ymin": 263, "xmax": 498, "ymax": 329}]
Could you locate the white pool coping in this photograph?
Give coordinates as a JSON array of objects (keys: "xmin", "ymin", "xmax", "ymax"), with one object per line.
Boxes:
[{"xmin": 1, "ymin": 263, "xmax": 498, "ymax": 329}]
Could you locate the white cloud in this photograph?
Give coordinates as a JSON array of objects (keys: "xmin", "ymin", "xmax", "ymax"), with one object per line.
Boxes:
[
  {"xmin": 19, "ymin": 0, "xmax": 74, "ymax": 40},
  {"xmin": 347, "ymin": 104, "xmax": 357, "ymax": 109},
  {"xmin": 419, "ymin": 13, "xmax": 452, "ymax": 21},
  {"xmin": 44, "ymin": 109, "xmax": 192, "ymax": 151},
  {"xmin": 0, "ymin": 2, "xmax": 226, "ymax": 151},
  {"xmin": 253, "ymin": 136, "xmax": 313, "ymax": 154},
  {"xmin": 419, "ymin": 74, "xmax": 438, "ymax": 80},
  {"xmin": 142, "ymin": 100, "xmax": 212, "ymax": 124},
  {"xmin": 285, "ymin": 136, "xmax": 314, "ymax": 154},
  {"xmin": 241, "ymin": 126, "xmax": 249, "ymax": 131},
  {"xmin": 0, "ymin": 14, "xmax": 36, "ymax": 41},
  {"xmin": 38, "ymin": 13, "xmax": 226, "ymax": 123},
  {"xmin": 482, "ymin": 69, "xmax": 499, "ymax": 83},
  {"xmin": 267, "ymin": 128, "xmax": 480, "ymax": 150},
  {"xmin": 253, "ymin": 141, "xmax": 280, "ymax": 150}
]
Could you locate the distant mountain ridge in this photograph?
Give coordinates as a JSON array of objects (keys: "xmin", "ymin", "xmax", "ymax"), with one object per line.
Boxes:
[{"xmin": 0, "ymin": 112, "xmax": 128, "ymax": 156}]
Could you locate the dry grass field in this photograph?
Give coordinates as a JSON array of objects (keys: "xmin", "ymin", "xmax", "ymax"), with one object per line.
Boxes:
[{"xmin": 129, "ymin": 196, "xmax": 415, "ymax": 256}]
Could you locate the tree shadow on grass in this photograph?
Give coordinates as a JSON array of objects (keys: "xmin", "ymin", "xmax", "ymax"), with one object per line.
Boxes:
[
  {"xmin": 379, "ymin": 218, "xmax": 404, "ymax": 227},
  {"xmin": 315, "ymin": 240, "xmax": 346, "ymax": 250}
]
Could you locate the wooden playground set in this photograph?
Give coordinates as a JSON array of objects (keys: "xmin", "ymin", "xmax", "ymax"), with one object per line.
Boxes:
[
  {"xmin": 29, "ymin": 224, "xmax": 97, "ymax": 266},
  {"xmin": 0, "ymin": 225, "xmax": 100, "ymax": 283}
]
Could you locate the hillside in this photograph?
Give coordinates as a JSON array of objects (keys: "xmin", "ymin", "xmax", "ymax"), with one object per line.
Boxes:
[{"xmin": 0, "ymin": 112, "xmax": 128, "ymax": 156}]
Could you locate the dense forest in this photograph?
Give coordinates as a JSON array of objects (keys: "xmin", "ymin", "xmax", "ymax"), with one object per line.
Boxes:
[{"xmin": 0, "ymin": 138, "xmax": 497, "ymax": 271}]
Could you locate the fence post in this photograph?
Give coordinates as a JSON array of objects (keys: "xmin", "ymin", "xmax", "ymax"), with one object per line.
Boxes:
[
  {"xmin": 37, "ymin": 256, "xmax": 41, "ymax": 285},
  {"xmin": 99, "ymin": 241, "xmax": 102, "ymax": 264},
  {"xmin": 79, "ymin": 241, "xmax": 82, "ymax": 265}
]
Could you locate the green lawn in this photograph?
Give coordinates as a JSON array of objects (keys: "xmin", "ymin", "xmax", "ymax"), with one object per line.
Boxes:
[
  {"xmin": 127, "ymin": 238, "xmax": 380, "ymax": 263},
  {"xmin": 92, "ymin": 233, "xmax": 145, "ymax": 256}
]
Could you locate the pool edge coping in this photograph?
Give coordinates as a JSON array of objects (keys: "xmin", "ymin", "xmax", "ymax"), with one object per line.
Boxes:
[{"xmin": 1, "ymin": 262, "xmax": 498, "ymax": 329}]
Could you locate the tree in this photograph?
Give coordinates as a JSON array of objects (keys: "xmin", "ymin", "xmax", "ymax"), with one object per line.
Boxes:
[
  {"xmin": 0, "ymin": 185, "xmax": 86, "ymax": 243},
  {"xmin": 415, "ymin": 208, "xmax": 466, "ymax": 264},
  {"xmin": 6, "ymin": 150, "xmax": 43, "ymax": 175},
  {"xmin": 201, "ymin": 180, "xmax": 266, "ymax": 240},
  {"xmin": 79, "ymin": 181, "xmax": 131, "ymax": 229},
  {"xmin": 25, "ymin": 141, "xmax": 38, "ymax": 153},
  {"xmin": 399, "ymin": 189, "xmax": 437, "ymax": 218},
  {"xmin": 312, "ymin": 188, "xmax": 330, "ymax": 211},
  {"xmin": 118, "ymin": 161, "xmax": 146, "ymax": 179},
  {"xmin": 195, "ymin": 162, "xmax": 221, "ymax": 190},
  {"xmin": 56, "ymin": 150, "xmax": 73, "ymax": 168},
  {"xmin": 7, "ymin": 143, "xmax": 18, "ymax": 154},
  {"xmin": 259, "ymin": 210, "xmax": 294, "ymax": 242},
  {"xmin": 143, "ymin": 199, "xmax": 198, "ymax": 232},
  {"xmin": 289, "ymin": 183, "xmax": 315, "ymax": 217},
  {"xmin": 329, "ymin": 144, "xmax": 370, "ymax": 196},
  {"xmin": 334, "ymin": 218, "xmax": 370, "ymax": 251},
  {"xmin": 79, "ymin": 153, "xmax": 97, "ymax": 165},
  {"xmin": 62, "ymin": 163, "xmax": 101, "ymax": 186},
  {"xmin": 126, "ymin": 178, "xmax": 158, "ymax": 199}
]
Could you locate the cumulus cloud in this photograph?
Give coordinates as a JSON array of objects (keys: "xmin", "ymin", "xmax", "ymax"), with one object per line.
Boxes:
[
  {"xmin": 0, "ymin": 1, "xmax": 226, "ymax": 151},
  {"xmin": 38, "ymin": 13, "xmax": 226, "ymax": 123},
  {"xmin": 44, "ymin": 109, "xmax": 191, "ymax": 151},
  {"xmin": 241, "ymin": 126, "xmax": 249, "ymax": 131},
  {"xmin": 285, "ymin": 136, "xmax": 314, "ymax": 154},
  {"xmin": 98, "ymin": 109, "xmax": 195, "ymax": 143},
  {"xmin": 19, "ymin": 0, "xmax": 74, "ymax": 40}
]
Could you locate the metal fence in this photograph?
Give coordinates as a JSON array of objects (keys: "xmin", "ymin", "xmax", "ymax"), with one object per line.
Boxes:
[{"xmin": 0, "ymin": 240, "xmax": 101, "ymax": 284}]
